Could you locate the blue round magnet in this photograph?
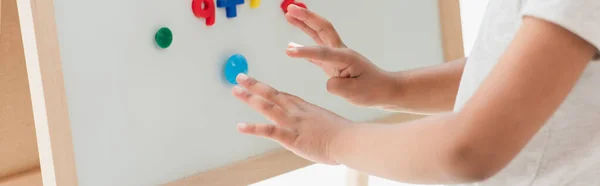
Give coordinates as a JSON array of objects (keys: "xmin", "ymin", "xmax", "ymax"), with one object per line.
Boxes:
[{"xmin": 224, "ymin": 54, "xmax": 248, "ymax": 85}]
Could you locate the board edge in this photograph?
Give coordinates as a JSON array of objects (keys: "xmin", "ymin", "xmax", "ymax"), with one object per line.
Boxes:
[
  {"xmin": 16, "ymin": 0, "xmax": 79, "ymax": 185},
  {"xmin": 163, "ymin": 149, "xmax": 313, "ymax": 186}
]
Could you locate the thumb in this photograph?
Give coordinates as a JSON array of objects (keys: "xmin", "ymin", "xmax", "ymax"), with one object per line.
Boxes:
[{"xmin": 326, "ymin": 77, "xmax": 359, "ymax": 98}]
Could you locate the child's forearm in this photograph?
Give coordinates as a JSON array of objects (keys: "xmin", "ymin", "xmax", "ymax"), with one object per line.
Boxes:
[
  {"xmin": 330, "ymin": 113, "xmax": 487, "ymax": 185},
  {"xmin": 331, "ymin": 16, "xmax": 598, "ymax": 184},
  {"xmin": 385, "ymin": 57, "xmax": 466, "ymax": 114}
]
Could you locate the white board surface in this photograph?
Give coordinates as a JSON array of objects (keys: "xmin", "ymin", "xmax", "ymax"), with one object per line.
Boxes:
[{"xmin": 52, "ymin": 0, "xmax": 444, "ymax": 185}]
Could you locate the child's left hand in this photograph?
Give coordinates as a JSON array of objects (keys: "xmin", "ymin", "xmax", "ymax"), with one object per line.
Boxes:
[{"xmin": 232, "ymin": 73, "xmax": 353, "ymax": 165}]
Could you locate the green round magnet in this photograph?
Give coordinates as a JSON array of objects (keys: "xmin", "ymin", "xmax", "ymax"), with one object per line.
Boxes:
[{"xmin": 155, "ymin": 27, "xmax": 173, "ymax": 49}]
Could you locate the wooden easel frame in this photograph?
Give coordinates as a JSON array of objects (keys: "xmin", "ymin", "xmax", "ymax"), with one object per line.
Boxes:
[
  {"xmin": 1, "ymin": 0, "xmax": 3, "ymax": 32},
  {"xmin": 3, "ymin": 0, "xmax": 463, "ymax": 185}
]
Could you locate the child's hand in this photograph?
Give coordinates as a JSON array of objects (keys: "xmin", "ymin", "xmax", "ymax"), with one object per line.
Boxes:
[
  {"xmin": 285, "ymin": 4, "xmax": 346, "ymax": 48},
  {"xmin": 285, "ymin": 4, "xmax": 346, "ymax": 77},
  {"xmin": 232, "ymin": 73, "xmax": 353, "ymax": 165},
  {"xmin": 285, "ymin": 5, "xmax": 400, "ymax": 108},
  {"xmin": 286, "ymin": 44, "xmax": 399, "ymax": 108}
]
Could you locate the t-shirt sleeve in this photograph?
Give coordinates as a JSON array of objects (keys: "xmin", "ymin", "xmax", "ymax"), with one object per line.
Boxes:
[{"xmin": 522, "ymin": 0, "xmax": 600, "ymax": 60}]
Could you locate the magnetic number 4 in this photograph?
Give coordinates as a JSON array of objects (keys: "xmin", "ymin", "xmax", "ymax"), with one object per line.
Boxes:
[{"xmin": 217, "ymin": 0, "xmax": 245, "ymax": 18}]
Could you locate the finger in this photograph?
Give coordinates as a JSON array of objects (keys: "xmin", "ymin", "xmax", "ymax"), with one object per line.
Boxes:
[
  {"xmin": 286, "ymin": 46, "xmax": 354, "ymax": 69},
  {"xmin": 285, "ymin": 15, "xmax": 324, "ymax": 45},
  {"xmin": 236, "ymin": 74, "xmax": 296, "ymax": 110},
  {"xmin": 280, "ymin": 92, "xmax": 307, "ymax": 108},
  {"xmin": 288, "ymin": 42, "xmax": 326, "ymax": 67},
  {"xmin": 232, "ymin": 86, "xmax": 291, "ymax": 125},
  {"xmin": 237, "ymin": 123, "xmax": 297, "ymax": 146},
  {"xmin": 282, "ymin": 92, "xmax": 321, "ymax": 109},
  {"xmin": 286, "ymin": 4, "xmax": 343, "ymax": 47},
  {"xmin": 326, "ymin": 77, "xmax": 359, "ymax": 97}
]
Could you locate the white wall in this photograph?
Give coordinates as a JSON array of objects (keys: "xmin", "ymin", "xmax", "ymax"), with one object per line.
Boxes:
[{"xmin": 253, "ymin": 1, "xmax": 491, "ymax": 186}]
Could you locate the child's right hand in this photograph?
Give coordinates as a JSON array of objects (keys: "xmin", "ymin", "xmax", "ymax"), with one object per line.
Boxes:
[{"xmin": 284, "ymin": 5, "xmax": 401, "ymax": 108}]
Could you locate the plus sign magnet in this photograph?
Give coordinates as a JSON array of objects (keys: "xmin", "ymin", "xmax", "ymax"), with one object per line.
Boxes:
[
  {"xmin": 224, "ymin": 54, "xmax": 249, "ymax": 85},
  {"xmin": 217, "ymin": 0, "xmax": 245, "ymax": 18}
]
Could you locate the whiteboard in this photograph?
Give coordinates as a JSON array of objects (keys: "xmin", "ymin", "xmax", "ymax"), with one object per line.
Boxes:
[{"xmin": 51, "ymin": 0, "xmax": 444, "ymax": 185}]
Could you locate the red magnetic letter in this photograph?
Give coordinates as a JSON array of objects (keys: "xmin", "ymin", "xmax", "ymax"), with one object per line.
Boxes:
[
  {"xmin": 192, "ymin": 0, "xmax": 216, "ymax": 26},
  {"xmin": 281, "ymin": 0, "xmax": 307, "ymax": 14}
]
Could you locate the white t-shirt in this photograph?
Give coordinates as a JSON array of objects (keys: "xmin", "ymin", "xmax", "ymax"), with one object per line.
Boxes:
[{"xmin": 453, "ymin": 0, "xmax": 600, "ymax": 185}]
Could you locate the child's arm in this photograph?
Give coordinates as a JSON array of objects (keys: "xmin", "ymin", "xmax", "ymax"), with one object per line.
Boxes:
[
  {"xmin": 285, "ymin": 5, "xmax": 466, "ymax": 114},
  {"xmin": 288, "ymin": 44, "xmax": 466, "ymax": 114},
  {"xmin": 331, "ymin": 16, "xmax": 597, "ymax": 183},
  {"xmin": 388, "ymin": 57, "xmax": 466, "ymax": 113},
  {"xmin": 233, "ymin": 16, "xmax": 597, "ymax": 184}
]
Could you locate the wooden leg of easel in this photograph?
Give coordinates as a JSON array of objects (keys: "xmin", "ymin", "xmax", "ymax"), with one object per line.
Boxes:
[
  {"xmin": 0, "ymin": 1, "xmax": 2, "ymax": 31},
  {"xmin": 0, "ymin": 0, "xmax": 3, "ymax": 33},
  {"xmin": 345, "ymin": 169, "xmax": 369, "ymax": 186}
]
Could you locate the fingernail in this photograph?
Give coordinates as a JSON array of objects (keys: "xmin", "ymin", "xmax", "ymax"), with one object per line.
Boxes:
[
  {"xmin": 286, "ymin": 47, "xmax": 299, "ymax": 53},
  {"xmin": 288, "ymin": 42, "xmax": 303, "ymax": 48},
  {"xmin": 238, "ymin": 123, "xmax": 248, "ymax": 129},
  {"xmin": 237, "ymin": 73, "xmax": 249, "ymax": 81}
]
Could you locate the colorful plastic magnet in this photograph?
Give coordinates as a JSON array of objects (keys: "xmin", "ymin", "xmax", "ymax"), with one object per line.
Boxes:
[
  {"xmin": 155, "ymin": 27, "xmax": 173, "ymax": 49},
  {"xmin": 250, "ymin": 0, "xmax": 260, "ymax": 8},
  {"xmin": 192, "ymin": 0, "xmax": 216, "ymax": 26},
  {"xmin": 216, "ymin": 0, "xmax": 245, "ymax": 18},
  {"xmin": 281, "ymin": 0, "xmax": 306, "ymax": 13},
  {"xmin": 224, "ymin": 54, "xmax": 248, "ymax": 85}
]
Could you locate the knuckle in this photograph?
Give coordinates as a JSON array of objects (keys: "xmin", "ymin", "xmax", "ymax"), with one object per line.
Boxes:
[
  {"xmin": 348, "ymin": 48, "xmax": 359, "ymax": 55},
  {"xmin": 292, "ymin": 136, "xmax": 306, "ymax": 147},
  {"xmin": 289, "ymin": 115, "xmax": 302, "ymax": 123},
  {"xmin": 245, "ymin": 77, "xmax": 258, "ymax": 86},
  {"xmin": 240, "ymin": 91, "xmax": 252, "ymax": 99},
  {"xmin": 282, "ymin": 92, "xmax": 305, "ymax": 103},
  {"xmin": 265, "ymin": 87, "xmax": 281, "ymax": 99},
  {"xmin": 336, "ymin": 40, "xmax": 346, "ymax": 48},
  {"xmin": 328, "ymin": 48, "xmax": 351, "ymax": 63},
  {"xmin": 337, "ymin": 51, "xmax": 351, "ymax": 62},
  {"xmin": 342, "ymin": 48, "xmax": 357, "ymax": 56},
  {"xmin": 323, "ymin": 20, "xmax": 334, "ymax": 30},
  {"xmin": 300, "ymin": 8, "xmax": 311, "ymax": 18},
  {"xmin": 264, "ymin": 125, "xmax": 276, "ymax": 137},
  {"xmin": 311, "ymin": 35, "xmax": 321, "ymax": 43},
  {"xmin": 332, "ymin": 38, "xmax": 344, "ymax": 48},
  {"xmin": 245, "ymin": 124, "xmax": 256, "ymax": 133},
  {"xmin": 260, "ymin": 101, "xmax": 276, "ymax": 111},
  {"xmin": 301, "ymin": 24, "xmax": 312, "ymax": 32},
  {"xmin": 343, "ymin": 49, "xmax": 360, "ymax": 63},
  {"xmin": 318, "ymin": 46, "xmax": 329, "ymax": 59}
]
